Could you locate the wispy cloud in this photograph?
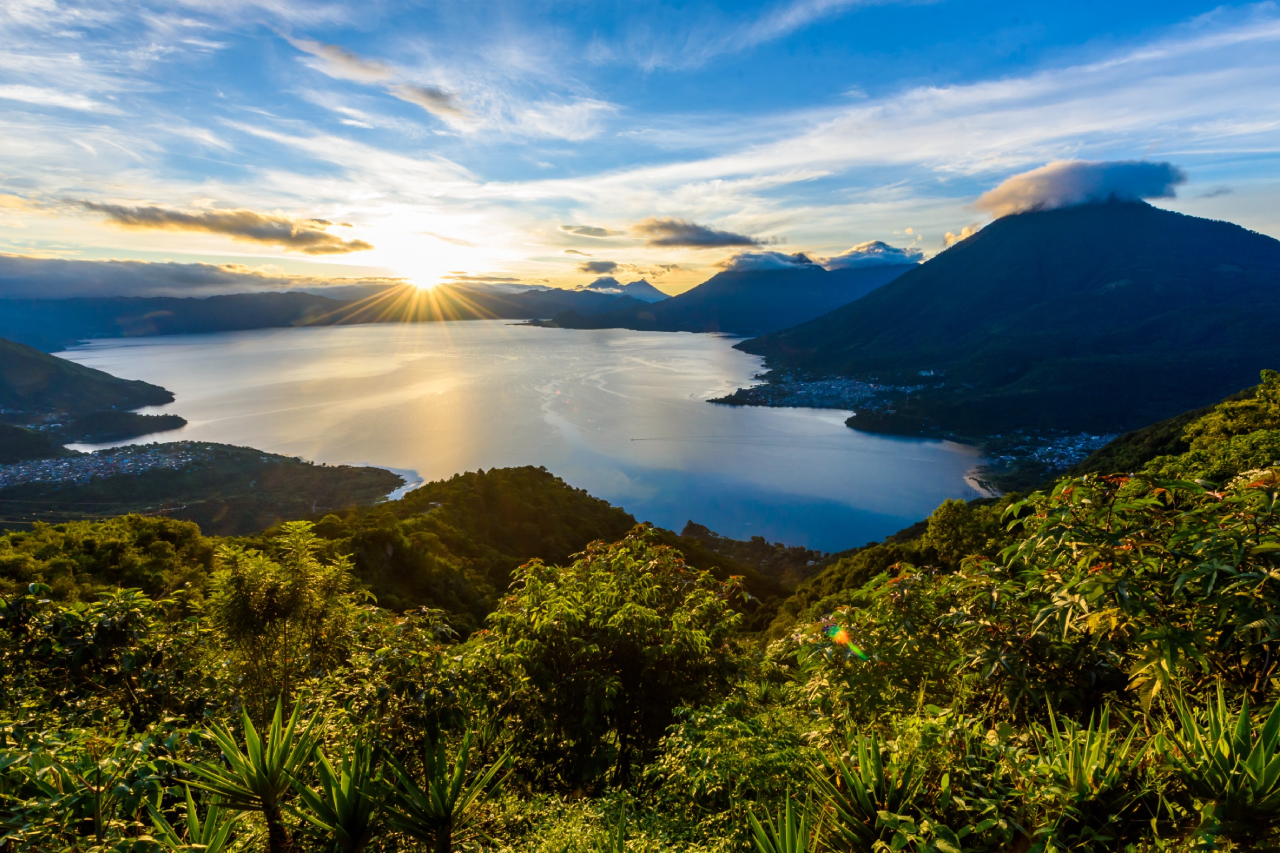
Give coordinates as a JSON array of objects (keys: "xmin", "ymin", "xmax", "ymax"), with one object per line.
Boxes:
[
  {"xmin": 0, "ymin": 252, "xmax": 398, "ymax": 298},
  {"xmin": 79, "ymin": 202, "xmax": 374, "ymax": 254},
  {"xmin": 0, "ymin": 84, "xmax": 118, "ymax": 113},
  {"xmin": 389, "ymin": 83, "xmax": 467, "ymax": 120},
  {"xmin": 288, "ymin": 37, "xmax": 394, "ymax": 82},
  {"xmin": 560, "ymin": 224, "xmax": 624, "ymax": 238},
  {"xmin": 576, "ymin": 259, "xmax": 619, "ymax": 274},
  {"xmin": 631, "ymin": 217, "xmax": 761, "ymax": 248}
]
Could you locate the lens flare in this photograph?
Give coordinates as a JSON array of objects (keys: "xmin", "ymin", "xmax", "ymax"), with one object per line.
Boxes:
[{"xmin": 826, "ymin": 624, "xmax": 869, "ymax": 660}]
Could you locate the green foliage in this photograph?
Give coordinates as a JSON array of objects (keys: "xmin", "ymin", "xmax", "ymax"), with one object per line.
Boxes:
[
  {"xmin": 0, "ymin": 583, "xmax": 207, "ymax": 724},
  {"xmin": 0, "ymin": 514, "xmax": 212, "ymax": 602},
  {"xmin": 1027, "ymin": 707, "xmax": 1151, "ymax": 851},
  {"xmin": 747, "ymin": 797, "xmax": 820, "ymax": 853},
  {"xmin": 210, "ymin": 521, "xmax": 358, "ymax": 710},
  {"xmin": 384, "ymin": 730, "xmax": 510, "ymax": 853},
  {"xmin": 946, "ymin": 471, "xmax": 1280, "ymax": 713},
  {"xmin": 183, "ymin": 697, "xmax": 320, "ymax": 853},
  {"xmin": 1168, "ymin": 685, "xmax": 1280, "ymax": 844},
  {"xmin": 291, "ymin": 741, "xmax": 383, "ymax": 852},
  {"xmin": 1141, "ymin": 370, "xmax": 1280, "ymax": 482},
  {"xmin": 482, "ymin": 526, "xmax": 742, "ymax": 790},
  {"xmin": 148, "ymin": 785, "xmax": 241, "ymax": 853}
]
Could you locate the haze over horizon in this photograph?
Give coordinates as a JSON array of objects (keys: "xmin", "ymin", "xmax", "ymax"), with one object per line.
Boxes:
[{"xmin": 3, "ymin": 0, "xmax": 1280, "ymax": 297}]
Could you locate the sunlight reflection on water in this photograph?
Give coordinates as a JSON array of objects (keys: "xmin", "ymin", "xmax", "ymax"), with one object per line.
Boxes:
[{"xmin": 60, "ymin": 322, "xmax": 984, "ymax": 551}]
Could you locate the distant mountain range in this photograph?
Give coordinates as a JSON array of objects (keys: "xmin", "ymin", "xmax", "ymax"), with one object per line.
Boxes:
[
  {"xmin": 739, "ymin": 201, "xmax": 1280, "ymax": 436},
  {"xmin": 576, "ymin": 277, "xmax": 670, "ymax": 303},
  {"xmin": 554, "ymin": 262, "xmax": 916, "ymax": 335},
  {"xmin": 0, "ymin": 285, "xmax": 644, "ymax": 352}
]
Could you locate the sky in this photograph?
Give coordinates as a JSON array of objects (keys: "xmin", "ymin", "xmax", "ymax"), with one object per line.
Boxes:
[{"xmin": 3, "ymin": 0, "xmax": 1280, "ymax": 296}]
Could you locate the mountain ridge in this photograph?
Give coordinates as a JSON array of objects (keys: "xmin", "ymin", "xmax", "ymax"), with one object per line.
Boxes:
[{"xmin": 739, "ymin": 201, "xmax": 1280, "ymax": 436}]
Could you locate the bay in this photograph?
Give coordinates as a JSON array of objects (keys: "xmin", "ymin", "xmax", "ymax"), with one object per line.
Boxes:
[{"xmin": 59, "ymin": 321, "xmax": 985, "ymax": 551}]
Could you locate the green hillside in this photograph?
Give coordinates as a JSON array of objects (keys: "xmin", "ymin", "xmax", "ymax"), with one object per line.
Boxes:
[
  {"xmin": 5, "ymin": 376, "xmax": 1279, "ymax": 850},
  {"xmin": 740, "ymin": 201, "xmax": 1280, "ymax": 437},
  {"xmin": 0, "ymin": 423, "xmax": 75, "ymax": 465},
  {"xmin": 0, "ymin": 335, "xmax": 174, "ymax": 417}
]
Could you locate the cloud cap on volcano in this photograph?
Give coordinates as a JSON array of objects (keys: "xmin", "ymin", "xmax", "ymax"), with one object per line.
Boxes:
[
  {"xmin": 718, "ymin": 251, "xmax": 818, "ymax": 272},
  {"xmin": 823, "ymin": 240, "xmax": 922, "ymax": 270},
  {"xmin": 974, "ymin": 160, "xmax": 1187, "ymax": 218}
]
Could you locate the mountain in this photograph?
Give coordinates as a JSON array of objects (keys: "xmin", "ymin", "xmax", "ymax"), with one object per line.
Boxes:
[
  {"xmin": 554, "ymin": 262, "xmax": 915, "ymax": 335},
  {"xmin": 739, "ymin": 201, "xmax": 1280, "ymax": 437},
  {"xmin": 576, "ymin": 277, "xmax": 670, "ymax": 303},
  {"xmin": 0, "ymin": 336, "xmax": 174, "ymax": 419},
  {"xmin": 0, "ymin": 286, "xmax": 644, "ymax": 351}
]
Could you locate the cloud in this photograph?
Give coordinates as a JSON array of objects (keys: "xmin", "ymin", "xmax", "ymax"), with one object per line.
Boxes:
[
  {"xmin": 288, "ymin": 37, "xmax": 466, "ymax": 122},
  {"xmin": 287, "ymin": 38, "xmax": 394, "ymax": 82},
  {"xmin": 563, "ymin": 249, "xmax": 591, "ymax": 256},
  {"xmin": 389, "ymin": 83, "xmax": 467, "ymax": 120},
  {"xmin": 560, "ymin": 224, "xmax": 624, "ymax": 238},
  {"xmin": 973, "ymin": 160, "xmax": 1188, "ymax": 218},
  {"xmin": 79, "ymin": 202, "xmax": 373, "ymax": 254},
  {"xmin": 1197, "ymin": 187, "xmax": 1233, "ymax": 199},
  {"xmin": 942, "ymin": 223, "xmax": 982, "ymax": 247},
  {"xmin": 822, "ymin": 240, "xmax": 922, "ymax": 270},
  {"xmin": 576, "ymin": 260, "xmax": 620, "ymax": 275},
  {"xmin": 718, "ymin": 251, "xmax": 818, "ymax": 272},
  {"xmin": 0, "ymin": 253, "xmax": 400, "ymax": 299},
  {"xmin": 0, "ymin": 84, "xmax": 118, "ymax": 113},
  {"xmin": 579, "ymin": 275, "xmax": 621, "ymax": 291},
  {"xmin": 632, "ymin": 217, "xmax": 760, "ymax": 248}
]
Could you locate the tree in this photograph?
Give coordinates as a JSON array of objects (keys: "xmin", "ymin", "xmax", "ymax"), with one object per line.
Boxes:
[
  {"xmin": 482, "ymin": 526, "xmax": 742, "ymax": 790},
  {"xmin": 209, "ymin": 521, "xmax": 357, "ymax": 714}
]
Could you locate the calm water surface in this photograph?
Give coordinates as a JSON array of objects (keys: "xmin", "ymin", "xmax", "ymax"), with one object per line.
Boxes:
[{"xmin": 60, "ymin": 322, "xmax": 984, "ymax": 551}]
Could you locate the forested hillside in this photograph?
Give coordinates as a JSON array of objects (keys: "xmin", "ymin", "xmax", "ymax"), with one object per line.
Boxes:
[
  {"xmin": 740, "ymin": 202, "xmax": 1280, "ymax": 437},
  {"xmin": 3, "ymin": 373, "xmax": 1280, "ymax": 851},
  {"xmin": 0, "ymin": 336, "xmax": 174, "ymax": 417}
]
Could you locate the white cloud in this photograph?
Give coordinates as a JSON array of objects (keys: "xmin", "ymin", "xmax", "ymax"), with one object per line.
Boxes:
[
  {"xmin": 0, "ymin": 84, "xmax": 117, "ymax": 112},
  {"xmin": 822, "ymin": 240, "xmax": 922, "ymax": 269},
  {"xmin": 973, "ymin": 159, "xmax": 1187, "ymax": 217}
]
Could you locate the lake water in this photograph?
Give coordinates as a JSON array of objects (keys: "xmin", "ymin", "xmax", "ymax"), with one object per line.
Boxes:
[{"xmin": 59, "ymin": 322, "xmax": 984, "ymax": 552}]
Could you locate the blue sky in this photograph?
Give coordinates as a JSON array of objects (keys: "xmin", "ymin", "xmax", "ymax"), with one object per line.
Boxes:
[{"xmin": 2, "ymin": 0, "xmax": 1280, "ymax": 294}]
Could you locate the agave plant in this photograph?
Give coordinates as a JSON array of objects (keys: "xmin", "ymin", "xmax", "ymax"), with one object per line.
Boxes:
[
  {"xmin": 1168, "ymin": 685, "xmax": 1280, "ymax": 845},
  {"xmin": 748, "ymin": 795, "xmax": 821, "ymax": 853},
  {"xmin": 592, "ymin": 802, "xmax": 629, "ymax": 853},
  {"xmin": 809, "ymin": 733, "xmax": 924, "ymax": 850},
  {"xmin": 148, "ymin": 786, "xmax": 241, "ymax": 853},
  {"xmin": 1029, "ymin": 706, "xmax": 1145, "ymax": 850},
  {"xmin": 384, "ymin": 730, "xmax": 511, "ymax": 853},
  {"xmin": 183, "ymin": 697, "xmax": 320, "ymax": 853},
  {"xmin": 291, "ymin": 740, "xmax": 383, "ymax": 853}
]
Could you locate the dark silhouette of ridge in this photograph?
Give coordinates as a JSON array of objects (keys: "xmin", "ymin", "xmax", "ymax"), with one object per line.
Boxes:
[
  {"xmin": 554, "ymin": 263, "xmax": 915, "ymax": 335},
  {"xmin": 740, "ymin": 201, "xmax": 1280, "ymax": 436}
]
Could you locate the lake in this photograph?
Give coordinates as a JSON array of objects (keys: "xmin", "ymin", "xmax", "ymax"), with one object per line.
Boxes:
[{"xmin": 59, "ymin": 321, "xmax": 985, "ymax": 551}]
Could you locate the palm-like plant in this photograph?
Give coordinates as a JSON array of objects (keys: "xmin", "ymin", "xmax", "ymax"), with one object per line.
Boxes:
[
  {"xmin": 1031, "ymin": 706, "xmax": 1144, "ymax": 849},
  {"xmin": 810, "ymin": 733, "xmax": 923, "ymax": 850},
  {"xmin": 748, "ymin": 796, "xmax": 820, "ymax": 853},
  {"xmin": 1169, "ymin": 685, "xmax": 1280, "ymax": 845},
  {"xmin": 592, "ymin": 803, "xmax": 628, "ymax": 853},
  {"xmin": 148, "ymin": 786, "xmax": 241, "ymax": 853},
  {"xmin": 292, "ymin": 741, "xmax": 383, "ymax": 852},
  {"xmin": 384, "ymin": 730, "xmax": 511, "ymax": 853},
  {"xmin": 183, "ymin": 697, "xmax": 319, "ymax": 853}
]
